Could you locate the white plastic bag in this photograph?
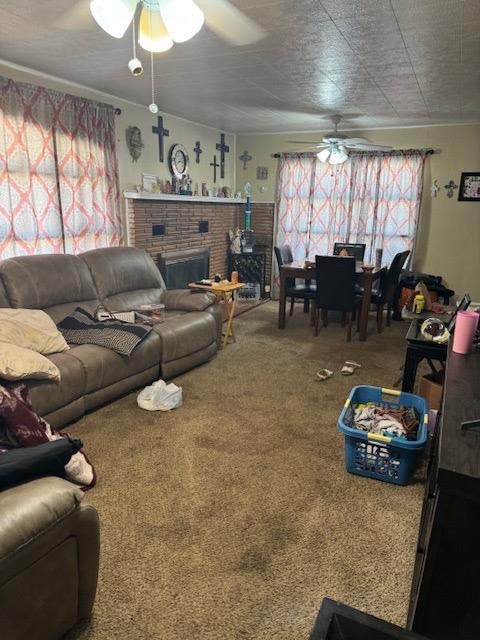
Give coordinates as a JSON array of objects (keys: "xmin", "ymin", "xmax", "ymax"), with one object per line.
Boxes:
[{"xmin": 137, "ymin": 379, "xmax": 183, "ymax": 411}]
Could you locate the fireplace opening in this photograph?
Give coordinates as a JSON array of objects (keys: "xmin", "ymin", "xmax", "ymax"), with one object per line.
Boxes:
[{"xmin": 158, "ymin": 247, "xmax": 210, "ymax": 289}]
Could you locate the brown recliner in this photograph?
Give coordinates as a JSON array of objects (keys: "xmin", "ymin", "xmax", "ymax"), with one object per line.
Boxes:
[{"xmin": 0, "ymin": 477, "xmax": 100, "ymax": 640}]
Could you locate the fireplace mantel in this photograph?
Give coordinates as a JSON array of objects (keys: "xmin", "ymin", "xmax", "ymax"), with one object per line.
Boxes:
[{"xmin": 124, "ymin": 191, "xmax": 247, "ymax": 204}]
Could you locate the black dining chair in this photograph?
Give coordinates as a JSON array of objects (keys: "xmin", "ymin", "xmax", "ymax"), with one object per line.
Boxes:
[
  {"xmin": 313, "ymin": 255, "xmax": 363, "ymax": 342},
  {"xmin": 333, "ymin": 242, "xmax": 366, "ymax": 262},
  {"xmin": 370, "ymin": 250, "xmax": 411, "ymax": 332},
  {"xmin": 274, "ymin": 245, "xmax": 316, "ymax": 316}
]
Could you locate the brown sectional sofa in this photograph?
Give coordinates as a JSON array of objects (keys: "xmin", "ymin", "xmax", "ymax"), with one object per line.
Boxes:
[{"xmin": 0, "ymin": 246, "xmax": 223, "ymax": 427}]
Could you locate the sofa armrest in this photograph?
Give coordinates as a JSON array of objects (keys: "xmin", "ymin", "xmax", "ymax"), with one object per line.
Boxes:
[
  {"xmin": 0, "ymin": 476, "xmax": 84, "ymax": 561},
  {"xmin": 160, "ymin": 288, "xmax": 216, "ymax": 311},
  {"xmin": 0, "ymin": 477, "xmax": 100, "ymax": 638}
]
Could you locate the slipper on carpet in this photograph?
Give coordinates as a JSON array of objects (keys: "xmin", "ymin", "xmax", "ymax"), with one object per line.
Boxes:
[
  {"xmin": 341, "ymin": 360, "xmax": 362, "ymax": 376},
  {"xmin": 316, "ymin": 368, "xmax": 333, "ymax": 381}
]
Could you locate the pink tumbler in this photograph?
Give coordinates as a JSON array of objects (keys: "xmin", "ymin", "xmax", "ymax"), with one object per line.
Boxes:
[{"xmin": 452, "ymin": 310, "xmax": 479, "ymax": 354}]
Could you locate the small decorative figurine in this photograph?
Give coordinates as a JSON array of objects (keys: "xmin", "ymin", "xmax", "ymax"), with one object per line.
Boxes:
[
  {"xmin": 229, "ymin": 228, "xmax": 242, "ymax": 254},
  {"xmin": 201, "ymin": 182, "xmax": 208, "ymax": 196},
  {"xmin": 430, "ymin": 179, "xmax": 440, "ymax": 198},
  {"xmin": 164, "ymin": 180, "xmax": 172, "ymax": 194}
]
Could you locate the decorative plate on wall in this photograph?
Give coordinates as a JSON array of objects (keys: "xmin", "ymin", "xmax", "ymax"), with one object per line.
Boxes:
[{"xmin": 169, "ymin": 144, "xmax": 189, "ymax": 179}]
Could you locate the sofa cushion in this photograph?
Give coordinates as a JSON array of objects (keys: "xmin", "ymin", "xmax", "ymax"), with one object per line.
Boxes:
[
  {"xmin": 27, "ymin": 352, "xmax": 86, "ymax": 417},
  {"xmin": 152, "ymin": 312, "xmax": 217, "ymax": 363},
  {"xmin": 0, "ymin": 255, "xmax": 100, "ymax": 323},
  {"xmin": 66, "ymin": 332, "xmax": 161, "ymax": 393},
  {"xmin": 82, "ymin": 246, "xmax": 166, "ymax": 312},
  {"xmin": 0, "ymin": 278, "xmax": 10, "ymax": 308}
]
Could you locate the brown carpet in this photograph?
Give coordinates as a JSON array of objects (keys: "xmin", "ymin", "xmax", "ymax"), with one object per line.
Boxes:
[{"xmin": 67, "ymin": 302, "xmax": 423, "ymax": 640}]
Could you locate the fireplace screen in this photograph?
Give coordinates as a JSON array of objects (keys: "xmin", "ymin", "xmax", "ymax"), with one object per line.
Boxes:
[{"xmin": 159, "ymin": 248, "xmax": 210, "ymax": 289}]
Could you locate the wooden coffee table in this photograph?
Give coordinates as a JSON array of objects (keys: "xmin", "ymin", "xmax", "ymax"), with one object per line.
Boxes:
[{"xmin": 188, "ymin": 281, "xmax": 245, "ymax": 348}]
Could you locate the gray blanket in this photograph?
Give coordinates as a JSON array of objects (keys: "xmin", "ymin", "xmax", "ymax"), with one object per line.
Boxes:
[{"xmin": 57, "ymin": 307, "xmax": 151, "ymax": 356}]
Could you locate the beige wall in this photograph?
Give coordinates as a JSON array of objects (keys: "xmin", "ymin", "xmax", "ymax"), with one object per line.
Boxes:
[
  {"xmin": 0, "ymin": 62, "xmax": 236, "ymax": 208},
  {"xmin": 237, "ymin": 124, "xmax": 480, "ymax": 300}
]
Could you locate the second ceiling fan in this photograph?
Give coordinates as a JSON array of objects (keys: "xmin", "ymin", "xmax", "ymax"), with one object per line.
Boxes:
[{"xmin": 289, "ymin": 115, "xmax": 392, "ymax": 165}]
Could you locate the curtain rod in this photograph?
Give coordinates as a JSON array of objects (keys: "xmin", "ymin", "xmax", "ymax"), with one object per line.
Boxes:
[{"xmin": 271, "ymin": 148, "xmax": 437, "ymax": 158}]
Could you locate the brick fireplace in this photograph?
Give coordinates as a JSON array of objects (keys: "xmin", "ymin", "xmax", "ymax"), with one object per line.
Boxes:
[{"xmin": 125, "ymin": 193, "xmax": 276, "ymax": 292}]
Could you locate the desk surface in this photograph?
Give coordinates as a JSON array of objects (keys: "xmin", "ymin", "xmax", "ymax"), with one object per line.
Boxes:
[{"xmin": 440, "ymin": 345, "xmax": 480, "ymax": 480}]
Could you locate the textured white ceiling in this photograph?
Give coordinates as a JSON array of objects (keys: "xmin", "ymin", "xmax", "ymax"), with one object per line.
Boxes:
[{"xmin": 0, "ymin": 0, "xmax": 479, "ymax": 133}]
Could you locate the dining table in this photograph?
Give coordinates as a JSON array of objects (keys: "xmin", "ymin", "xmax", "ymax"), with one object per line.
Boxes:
[{"xmin": 278, "ymin": 261, "xmax": 384, "ymax": 341}]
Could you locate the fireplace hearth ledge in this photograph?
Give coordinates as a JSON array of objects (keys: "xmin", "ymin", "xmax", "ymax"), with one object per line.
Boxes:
[{"xmin": 124, "ymin": 191, "xmax": 259, "ymax": 204}]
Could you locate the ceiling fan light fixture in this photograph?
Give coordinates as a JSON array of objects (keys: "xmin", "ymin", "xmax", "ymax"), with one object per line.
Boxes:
[
  {"xmin": 89, "ymin": 0, "xmax": 138, "ymax": 38},
  {"xmin": 317, "ymin": 148, "xmax": 331, "ymax": 163},
  {"xmin": 329, "ymin": 146, "xmax": 348, "ymax": 165},
  {"xmin": 159, "ymin": 0, "xmax": 205, "ymax": 43},
  {"xmin": 138, "ymin": 3, "xmax": 173, "ymax": 52}
]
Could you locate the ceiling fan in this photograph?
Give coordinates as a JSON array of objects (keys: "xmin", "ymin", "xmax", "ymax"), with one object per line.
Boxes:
[
  {"xmin": 55, "ymin": 0, "xmax": 267, "ymax": 49},
  {"xmin": 288, "ymin": 115, "xmax": 392, "ymax": 165}
]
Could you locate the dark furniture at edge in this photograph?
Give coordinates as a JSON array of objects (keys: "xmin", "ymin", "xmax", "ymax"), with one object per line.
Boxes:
[
  {"xmin": 401, "ymin": 319, "xmax": 448, "ymax": 392},
  {"xmin": 310, "ymin": 598, "xmax": 428, "ymax": 640},
  {"xmin": 228, "ymin": 252, "xmax": 267, "ymax": 298},
  {"xmin": 408, "ymin": 344, "xmax": 480, "ymax": 639}
]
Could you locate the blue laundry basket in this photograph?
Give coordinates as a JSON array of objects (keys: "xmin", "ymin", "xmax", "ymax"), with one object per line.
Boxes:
[{"xmin": 337, "ymin": 385, "xmax": 428, "ymax": 485}]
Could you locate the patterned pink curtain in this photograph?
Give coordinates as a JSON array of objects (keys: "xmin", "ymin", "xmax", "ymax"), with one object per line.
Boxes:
[
  {"xmin": 0, "ymin": 77, "xmax": 122, "ymax": 259},
  {"xmin": 274, "ymin": 151, "xmax": 426, "ymax": 296}
]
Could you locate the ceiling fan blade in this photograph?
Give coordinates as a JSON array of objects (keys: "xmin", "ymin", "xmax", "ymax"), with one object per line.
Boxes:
[
  {"xmin": 287, "ymin": 140, "xmax": 324, "ymax": 145},
  {"xmin": 343, "ymin": 137, "xmax": 370, "ymax": 144},
  {"xmin": 53, "ymin": 0, "xmax": 95, "ymax": 30},
  {"xmin": 196, "ymin": 0, "xmax": 267, "ymax": 46},
  {"xmin": 346, "ymin": 143, "xmax": 393, "ymax": 151}
]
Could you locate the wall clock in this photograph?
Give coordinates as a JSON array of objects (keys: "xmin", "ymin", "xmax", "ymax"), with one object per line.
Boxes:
[{"xmin": 168, "ymin": 143, "xmax": 189, "ymax": 179}]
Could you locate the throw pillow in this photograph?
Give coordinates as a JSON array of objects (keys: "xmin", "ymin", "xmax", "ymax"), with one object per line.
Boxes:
[
  {"xmin": 0, "ymin": 384, "xmax": 95, "ymax": 489},
  {"xmin": 0, "ymin": 343, "xmax": 60, "ymax": 381},
  {"xmin": 0, "ymin": 308, "xmax": 69, "ymax": 354}
]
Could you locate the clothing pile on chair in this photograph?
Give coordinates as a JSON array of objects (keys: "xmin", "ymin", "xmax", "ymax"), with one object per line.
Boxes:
[{"xmin": 346, "ymin": 402, "xmax": 420, "ymax": 440}]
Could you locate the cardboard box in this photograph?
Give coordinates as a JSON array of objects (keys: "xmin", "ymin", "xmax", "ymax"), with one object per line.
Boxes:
[{"xmin": 417, "ymin": 372, "xmax": 444, "ymax": 410}]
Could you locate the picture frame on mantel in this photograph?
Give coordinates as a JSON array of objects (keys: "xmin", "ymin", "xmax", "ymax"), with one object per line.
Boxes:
[
  {"xmin": 458, "ymin": 172, "xmax": 480, "ymax": 201},
  {"xmin": 142, "ymin": 173, "xmax": 158, "ymax": 193}
]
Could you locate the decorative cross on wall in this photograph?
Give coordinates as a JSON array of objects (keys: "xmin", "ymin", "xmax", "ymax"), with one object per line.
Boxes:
[
  {"xmin": 193, "ymin": 141, "xmax": 203, "ymax": 164},
  {"xmin": 210, "ymin": 155, "xmax": 220, "ymax": 183},
  {"xmin": 444, "ymin": 180, "xmax": 458, "ymax": 198},
  {"xmin": 151, "ymin": 115, "xmax": 169, "ymax": 163},
  {"xmin": 239, "ymin": 150, "xmax": 252, "ymax": 170},
  {"xmin": 216, "ymin": 133, "xmax": 230, "ymax": 179}
]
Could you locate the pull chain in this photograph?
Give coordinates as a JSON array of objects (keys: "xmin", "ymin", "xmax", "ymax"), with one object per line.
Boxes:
[{"xmin": 149, "ymin": 51, "xmax": 158, "ymax": 113}]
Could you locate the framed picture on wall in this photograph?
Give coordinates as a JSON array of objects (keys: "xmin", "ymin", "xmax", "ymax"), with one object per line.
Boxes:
[
  {"xmin": 458, "ymin": 172, "xmax": 480, "ymax": 201},
  {"xmin": 142, "ymin": 173, "xmax": 159, "ymax": 192}
]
